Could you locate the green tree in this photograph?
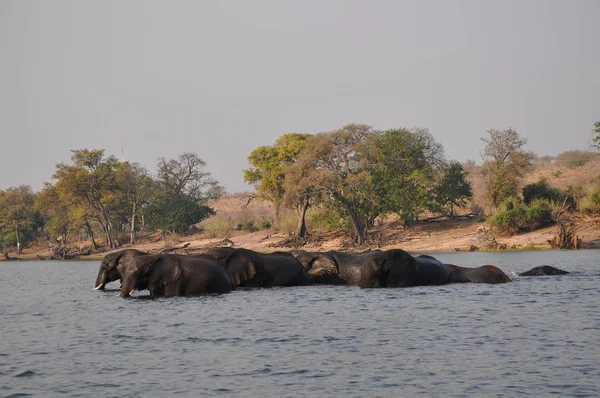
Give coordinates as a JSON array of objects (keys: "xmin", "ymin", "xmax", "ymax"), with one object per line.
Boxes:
[
  {"xmin": 53, "ymin": 149, "xmax": 122, "ymax": 249},
  {"xmin": 368, "ymin": 128, "xmax": 445, "ymax": 225},
  {"xmin": 0, "ymin": 185, "xmax": 37, "ymax": 255},
  {"xmin": 244, "ymin": 133, "xmax": 310, "ymax": 223},
  {"xmin": 146, "ymin": 153, "xmax": 218, "ymax": 232},
  {"xmin": 481, "ymin": 128, "xmax": 534, "ymax": 209},
  {"xmin": 434, "ymin": 162, "xmax": 473, "ymax": 218},
  {"xmin": 290, "ymin": 124, "xmax": 375, "ymax": 245},
  {"xmin": 114, "ymin": 162, "xmax": 153, "ymax": 245}
]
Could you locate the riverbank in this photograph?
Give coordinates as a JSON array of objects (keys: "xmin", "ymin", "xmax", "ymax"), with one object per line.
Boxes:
[{"xmin": 4, "ymin": 215, "xmax": 600, "ymax": 262}]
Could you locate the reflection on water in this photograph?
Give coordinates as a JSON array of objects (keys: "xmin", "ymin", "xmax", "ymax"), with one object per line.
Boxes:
[{"xmin": 1, "ymin": 250, "xmax": 599, "ymax": 397}]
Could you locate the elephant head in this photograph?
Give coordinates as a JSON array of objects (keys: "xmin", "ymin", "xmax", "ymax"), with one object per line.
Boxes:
[
  {"xmin": 295, "ymin": 252, "xmax": 340, "ymax": 284},
  {"xmin": 94, "ymin": 249, "xmax": 147, "ymax": 290},
  {"xmin": 360, "ymin": 249, "xmax": 418, "ymax": 288},
  {"xmin": 119, "ymin": 254, "xmax": 182, "ymax": 297},
  {"xmin": 203, "ymin": 247, "xmax": 264, "ymax": 287}
]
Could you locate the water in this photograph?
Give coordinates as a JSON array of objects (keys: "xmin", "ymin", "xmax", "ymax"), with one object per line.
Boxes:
[{"xmin": 1, "ymin": 250, "xmax": 599, "ymax": 397}]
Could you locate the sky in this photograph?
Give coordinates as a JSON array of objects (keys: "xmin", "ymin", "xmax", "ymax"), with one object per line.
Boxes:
[{"xmin": 1, "ymin": 0, "xmax": 599, "ymax": 193}]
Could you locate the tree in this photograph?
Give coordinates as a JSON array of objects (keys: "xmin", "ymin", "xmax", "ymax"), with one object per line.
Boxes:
[
  {"xmin": 53, "ymin": 149, "xmax": 122, "ymax": 249},
  {"xmin": 244, "ymin": 133, "xmax": 310, "ymax": 223},
  {"xmin": 368, "ymin": 128, "xmax": 446, "ymax": 225},
  {"xmin": 592, "ymin": 121, "xmax": 600, "ymax": 151},
  {"xmin": 434, "ymin": 162, "xmax": 473, "ymax": 218},
  {"xmin": 147, "ymin": 153, "xmax": 218, "ymax": 232},
  {"xmin": 480, "ymin": 128, "xmax": 534, "ymax": 209},
  {"xmin": 290, "ymin": 124, "xmax": 375, "ymax": 245},
  {"xmin": 114, "ymin": 162, "xmax": 153, "ymax": 245},
  {"xmin": 0, "ymin": 186, "xmax": 37, "ymax": 255}
]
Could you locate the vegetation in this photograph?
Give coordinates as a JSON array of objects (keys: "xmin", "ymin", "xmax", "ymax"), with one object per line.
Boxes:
[{"xmin": 2, "ymin": 121, "xmax": 600, "ymax": 257}]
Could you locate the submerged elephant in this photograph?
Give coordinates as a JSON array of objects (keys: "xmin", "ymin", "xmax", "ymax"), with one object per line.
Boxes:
[
  {"xmin": 445, "ymin": 263, "xmax": 512, "ymax": 284},
  {"xmin": 119, "ymin": 253, "xmax": 234, "ymax": 297},
  {"xmin": 518, "ymin": 265, "xmax": 569, "ymax": 276},
  {"xmin": 202, "ymin": 247, "xmax": 312, "ymax": 287},
  {"xmin": 94, "ymin": 249, "xmax": 147, "ymax": 290},
  {"xmin": 295, "ymin": 249, "xmax": 418, "ymax": 287},
  {"xmin": 297, "ymin": 250, "xmax": 511, "ymax": 287}
]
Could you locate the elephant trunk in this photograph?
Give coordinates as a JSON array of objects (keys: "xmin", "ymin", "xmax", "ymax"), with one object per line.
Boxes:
[
  {"xmin": 119, "ymin": 276, "xmax": 136, "ymax": 297},
  {"xmin": 94, "ymin": 268, "xmax": 107, "ymax": 290}
]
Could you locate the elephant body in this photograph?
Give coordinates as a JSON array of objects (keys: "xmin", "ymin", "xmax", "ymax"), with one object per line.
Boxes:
[
  {"xmin": 297, "ymin": 250, "xmax": 511, "ymax": 287},
  {"xmin": 519, "ymin": 265, "xmax": 569, "ymax": 276},
  {"xmin": 119, "ymin": 254, "xmax": 234, "ymax": 297},
  {"xmin": 95, "ymin": 249, "xmax": 147, "ymax": 290},
  {"xmin": 203, "ymin": 247, "xmax": 312, "ymax": 287},
  {"xmin": 446, "ymin": 264, "xmax": 512, "ymax": 284},
  {"xmin": 296, "ymin": 249, "xmax": 418, "ymax": 288}
]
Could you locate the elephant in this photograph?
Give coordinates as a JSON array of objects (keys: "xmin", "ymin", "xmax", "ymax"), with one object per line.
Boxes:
[
  {"xmin": 202, "ymin": 247, "xmax": 312, "ymax": 287},
  {"xmin": 295, "ymin": 250, "xmax": 381, "ymax": 285},
  {"xmin": 297, "ymin": 250, "xmax": 511, "ymax": 287},
  {"xmin": 295, "ymin": 249, "xmax": 419, "ymax": 287},
  {"xmin": 119, "ymin": 253, "xmax": 234, "ymax": 297},
  {"xmin": 94, "ymin": 249, "xmax": 147, "ymax": 290},
  {"xmin": 445, "ymin": 263, "xmax": 512, "ymax": 284},
  {"xmin": 518, "ymin": 265, "xmax": 569, "ymax": 276}
]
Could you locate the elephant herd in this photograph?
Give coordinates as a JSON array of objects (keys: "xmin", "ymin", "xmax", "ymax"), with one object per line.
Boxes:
[{"xmin": 94, "ymin": 247, "xmax": 569, "ymax": 298}]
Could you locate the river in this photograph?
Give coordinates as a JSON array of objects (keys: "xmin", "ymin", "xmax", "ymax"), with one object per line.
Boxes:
[{"xmin": 1, "ymin": 250, "xmax": 599, "ymax": 397}]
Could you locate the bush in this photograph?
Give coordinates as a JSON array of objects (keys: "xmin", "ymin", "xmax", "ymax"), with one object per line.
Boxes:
[
  {"xmin": 260, "ymin": 220, "xmax": 272, "ymax": 230},
  {"xmin": 489, "ymin": 197, "xmax": 526, "ymax": 234},
  {"xmin": 523, "ymin": 199, "xmax": 553, "ymax": 229},
  {"xmin": 308, "ymin": 205, "xmax": 349, "ymax": 232},
  {"xmin": 580, "ymin": 188, "xmax": 600, "ymax": 215},
  {"xmin": 201, "ymin": 214, "xmax": 233, "ymax": 238},
  {"xmin": 237, "ymin": 220, "xmax": 258, "ymax": 232},
  {"xmin": 275, "ymin": 211, "xmax": 299, "ymax": 235},
  {"xmin": 522, "ymin": 179, "xmax": 563, "ymax": 205}
]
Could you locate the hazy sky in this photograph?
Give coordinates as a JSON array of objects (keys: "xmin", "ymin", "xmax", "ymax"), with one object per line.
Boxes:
[{"xmin": 1, "ymin": 0, "xmax": 599, "ymax": 193}]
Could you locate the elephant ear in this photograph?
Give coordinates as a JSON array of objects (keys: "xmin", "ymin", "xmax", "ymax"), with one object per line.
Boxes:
[
  {"xmin": 102, "ymin": 252, "xmax": 122, "ymax": 271},
  {"xmin": 305, "ymin": 254, "xmax": 339, "ymax": 283},
  {"xmin": 224, "ymin": 249, "xmax": 258, "ymax": 286},
  {"xmin": 360, "ymin": 251, "xmax": 389, "ymax": 288},
  {"xmin": 385, "ymin": 249, "xmax": 418, "ymax": 287}
]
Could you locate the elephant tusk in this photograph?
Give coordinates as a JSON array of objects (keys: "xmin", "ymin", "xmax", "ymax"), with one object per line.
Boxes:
[{"xmin": 94, "ymin": 284, "xmax": 105, "ymax": 290}]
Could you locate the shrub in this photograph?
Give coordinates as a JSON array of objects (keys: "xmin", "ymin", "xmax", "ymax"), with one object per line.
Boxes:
[
  {"xmin": 522, "ymin": 179, "xmax": 563, "ymax": 205},
  {"xmin": 237, "ymin": 220, "xmax": 258, "ymax": 232},
  {"xmin": 201, "ymin": 214, "xmax": 233, "ymax": 238},
  {"xmin": 308, "ymin": 205, "xmax": 349, "ymax": 232},
  {"xmin": 523, "ymin": 199, "xmax": 553, "ymax": 229},
  {"xmin": 275, "ymin": 211, "xmax": 299, "ymax": 235},
  {"xmin": 260, "ymin": 220, "xmax": 272, "ymax": 230},
  {"xmin": 488, "ymin": 197, "xmax": 526, "ymax": 234}
]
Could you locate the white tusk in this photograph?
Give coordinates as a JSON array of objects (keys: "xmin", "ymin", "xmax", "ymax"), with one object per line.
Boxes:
[{"xmin": 94, "ymin": 284, "xmax": 104, "ymax": 290}]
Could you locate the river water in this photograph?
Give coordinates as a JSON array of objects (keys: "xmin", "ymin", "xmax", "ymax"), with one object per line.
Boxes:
[{"xmin": 1, "ymin": 250, "xmax": 599, "ymax": 397}]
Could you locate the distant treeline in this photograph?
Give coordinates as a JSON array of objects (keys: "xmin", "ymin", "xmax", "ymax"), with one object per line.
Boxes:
[{"xmin": 1, "ymin": 123, "xmax": 599, "ymax": 257}]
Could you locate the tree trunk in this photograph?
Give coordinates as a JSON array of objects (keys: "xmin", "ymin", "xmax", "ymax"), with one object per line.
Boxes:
[
  {"xmin": 130, "ymin": 200, "xmax": 137, "ymax": 246},
  {"xmin": 86, "ymin": 221, "xmax": 99, "ymax": 251},
  {"xmin": 274, "ymin": 202, "xmax": 281, "ymax": 225},
  {"xmin": 295, "ymin": 198, "xmax": 309, "ymax": 237},
  {"xmin": 346, "ymin": 208, "xmax": 366, "ymax": 245},
  {"xmin": 15, "ymin": 226, "xmax": 22, "ymax": 255}
]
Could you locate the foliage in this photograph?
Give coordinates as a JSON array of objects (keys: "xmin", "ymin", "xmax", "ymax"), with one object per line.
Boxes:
[
  {"xmin": 592, "ymin": 121, "xmax": 600, "ymax": 151},
  {"xmin": 201, "ymin": 214, "xmax": 233, "ymax": 238},
  {"xmin": 368, "ymin": 128, "xmax": 445, "ymax": 224},
  {"xmin": 148, "ymin": 153, "xmax": 218, "ymax": 233},
  {"xmin": 480, "ymin": 128, "xmax": 534, "ymax": 209},
  {"xmin": 237, "ymin": 220, "xmax": 258, "ymax": 232},
  {"xmin": 433, "ymin": 162, "xmax": 473, "ymax": 218},
  {"xmin": 244, "ymin": 133, "xmax": 311, "ymax": 222},
  {"xmin": 488, "ymin": 197, "xmax": 527, "ymax": 234},
  {"xmin": 308, "ymin": 204, "xmax": 349, "ymax": 232},
  {"xmin": 523, "ymin": 199, "xmax": 553, "ymax": 229},
  {"xmin": 0, "ymin": 185, "xmax": 39, "ymax": 254},
  {"xmin": 522, "ymin": 179, "xmax": 563, "ymax": 205}
]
